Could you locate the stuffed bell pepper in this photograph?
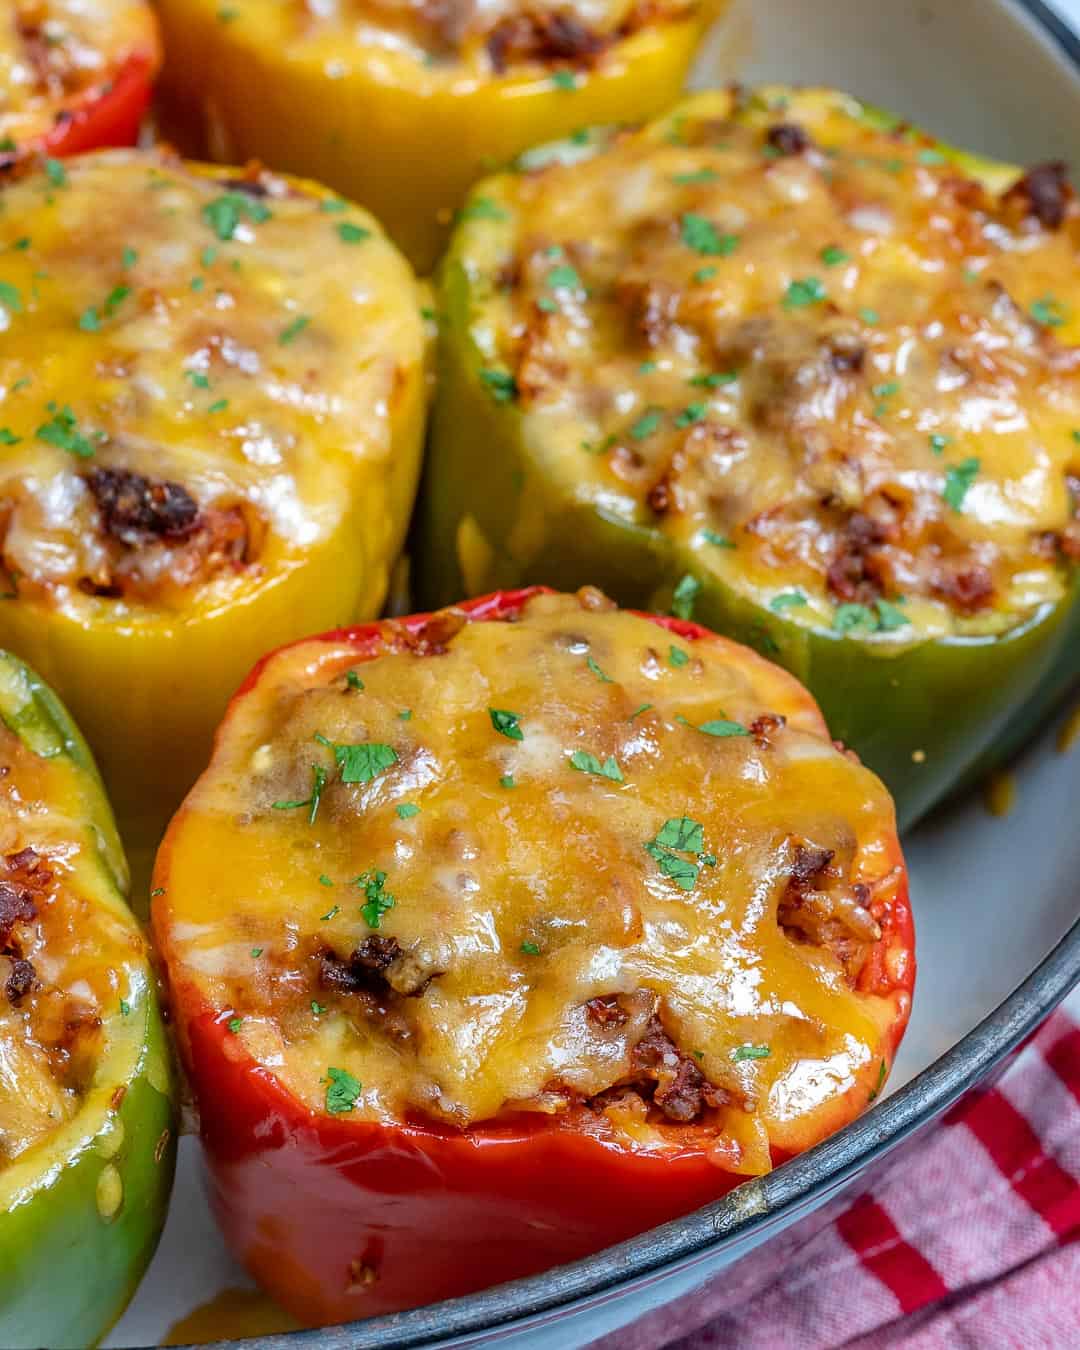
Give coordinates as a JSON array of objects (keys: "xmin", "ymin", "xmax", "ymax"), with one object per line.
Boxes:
[
  {"xmin": 0, "ymin": 147, "xmax": 430, "ymax": 880},
  {"xmin": 0, "ymin": 2, "xmax": 160, "ymax": 162},
  {"xmin": 152, "ymin": 0, "xmax": 727, "ymax": 272},
  {"xmin": 418, "ymin": 86, "xmax": 1080, "ymax": 828},
  {"xmin": 0, "ymin": 649, "xmax": 175, "ymax": 1349},
  {"xmin": 152, "ymin": 586, "xmax": 914, "ymax": 1325}
]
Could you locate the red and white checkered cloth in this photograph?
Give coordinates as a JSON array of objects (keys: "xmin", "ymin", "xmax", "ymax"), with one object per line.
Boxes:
[{"xmin": 608, "ymin": 991, "xmax": 1080, "ymax": 1350}]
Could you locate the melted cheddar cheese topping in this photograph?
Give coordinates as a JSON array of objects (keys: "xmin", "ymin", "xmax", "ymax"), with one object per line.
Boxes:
[
  {"xmin": 0, "ymin": 717, "xmax": 139, "ymax": 1167},
  {"xmin": 192, "ymin": 0, "xmax": 698, "ymax": 73},
  {"xmin": 160, "ymin": 591, "xmax": 909, "ymax": 1171},
  {"xmin": 455, "ymin": 88, "xmax": 1080, "ymax": 639},
  {"xmin": 0, "ymin": 1, "xmax": 155, "ymax": 144},
  {"xmin": 0, "ymin": 149, "xmax": 427, "ymax": 616}
]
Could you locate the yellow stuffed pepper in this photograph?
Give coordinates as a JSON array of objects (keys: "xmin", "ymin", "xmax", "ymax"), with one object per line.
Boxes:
[
  {"xmin": 152, "ymin": 0, "xmax": 728, "ymax": 272},
  {"xmin": 0, "ymin": 148, "xmax": 429, "ymax": 884}
]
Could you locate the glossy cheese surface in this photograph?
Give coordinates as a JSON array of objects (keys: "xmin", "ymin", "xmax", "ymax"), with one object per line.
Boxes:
[
  {"xmin": 0, "ymin": 704, "xmax": 141, "ymax": 1168},
  {"xmin": 452, "ymin": 88, "xmax": 1080, "ymax": 640},
  {"xmin": 159, "ymin": 591, "xmax": 910, "ymax": 1171},
  {"xmin": 0, "ymin": 149, "xmax": 428, "ymax": 618},
  {"xmin": 0, "ymin": 1, "xmax": 156, "ymax": 144},
  {"xmin": 177, "ymin": 0, "xmax": 699, "ymax": 73}
]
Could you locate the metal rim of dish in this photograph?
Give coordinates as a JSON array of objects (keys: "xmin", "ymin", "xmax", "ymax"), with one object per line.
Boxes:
[{"xmin": 168, "ymin": 2, "xmax": 1080, "ymax": 1344}]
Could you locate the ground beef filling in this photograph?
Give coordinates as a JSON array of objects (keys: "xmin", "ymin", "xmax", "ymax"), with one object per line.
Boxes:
[
  {"xmin": 0, "ymin": 847, "xmax": 50, "ymax": 1008},
  {"xmin": 778, "ymin": 839, "xmax": 881, "ymax": 981}
]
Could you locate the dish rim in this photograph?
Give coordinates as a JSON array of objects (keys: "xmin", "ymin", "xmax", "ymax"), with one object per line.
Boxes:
[{"xmin": 170, "ymin": 2, "xmax": 1080, "ymax": 1345}]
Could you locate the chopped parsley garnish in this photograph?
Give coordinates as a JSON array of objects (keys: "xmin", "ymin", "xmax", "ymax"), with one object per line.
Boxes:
[
  {"xmin": 251, "ymin": 948, "xmax": 263, "ymax": 957},
  {"xmin": 398, "ymin": 708, "xmax": 412, "ymax": 720},
  {"xmin": 690, "ymin": 372, "xmax": 737, "ymax": 389},
  {"xmin": 279, "ymin": 315, "xmax": 311, "ymax": 345},
  {"xmin": 671, "ymin": 573, "xmax": 701, "ymax": 619},
  {"xmin": 820, "ymin": 246, "xmax": 850, "ymax": 266},
  {"xmin": 36, "ymin": 403, "xmax": 98, "ymax": 458},
  {"xmin": 311, "ymin": 1001, "xmax": 327, "ymax": 1016},
  {"xmin": 228, "ymin": 1017, "xmax": 243, "ymax": 1034},
  {"xmin": 500, "ymin": 774, "xmax": 516, "ymax": 789},
  {"xmin": 314, "ymin": 733, "xmax": 398, "ymax": 783},
  {"xmin": 479, "ymin": 368, "xmax": 517, "ymax": 403},
  {"xmin": 677, "ymin": 715, "xmax": 749, "ymax": 738},
  {"xmin": 569, "ymin": 750, "xmax": 623, "ymax": 782},
  {"xmin": 783, "ymin": 276, "xmax": 826, "ymax": 309},
  {"xmin": 44, "ymin": 158, "xmax": 67, "ymax": 188},
  {"xmin": 644, "ymin": 816, "xmax": 710, "ymax": 892},
  {"xmin": 356, "ymin": 869, "xmax": 395, "ymax": 928},
  {"xmin": 324, "ymin": 1066, "xmax": 362, "ymax": 1114},
  {"xmin": 207, "ymin": 399, "xmax": 229, "ymax": 414},
  {"xmin": 272, "ymin": 763, "xmax": 328, "ymax": 824},
  {"xmin": 337, "ymin": 222, "xmax": 371, "ymax": 244},
  {"xmin": 0, "ymin": 281, "xmax": 22, "ymax": 313},
  {"xmin": 700, "ymin": 528, "xmax": 734, "ymax": 548},
  {"xmin": 668, "ymin": 645, "xmax": 689, "ymax": 667},
  {"xmin": 833, "ymin": 603, "xmax": 878, "ymax": 635},
  {"xmin": 520, "ymin": 940, "xmax": 541, "ymax": 955},
  {"xmin": 731, "ymin": 1044, "xmax": 771, "ymax": 1062},
  {"xmin": 0, "ymin": 429, "xmax": 20, "ymax": 445},
  {"xmin": 693, "ymin": 266, "xmax": 717, "ymax": 284},
  {"xmin": 874, "ymin": 598, "xmax": 910, "ymax": 632},
  {"xmin": 770, "ymin": 591, "xmax": 806, "ymax": 612},
  {"xmin": 680, "ymin": 213, "xmax": 739, "ymax": 256},
  {"xmin": 320, "ymin": 905, "xmax": 340, "ymax": 921},
  {"xmin": 550, "ymin": 69, "xmax": 577, "ymax": 90},
  {"xmin": 586, "ymin": 655, "xmax": 612, "ymax": 682},
  {"xmin": 672, "ymin": 168, "xmax": 720, "ymax": 185},
  {"xmin": 318, "ymin": 874, "xmax": 334, "ymax": 887},
  {"xmin": 458, "ymin": 196, "xmax": 508, "ymax": 222},
  {"xmin": 202, "ymin": 192, "xmax": 272, "ymax": 240},
  {"xmin": 929, "ymin": 434, "xmax": 951, "ymax": 455},
  {"xmin": 859, "ymin": 307, "xmax": 880, "ymax": 326},
  {"xmin": 345, "ymin": 669, "xmax": 365, "ymax": 690},
  {"xmin": 1030, "ymin": 294, "xmax": 1067, "ymax": 328},
  {"xmin": 628, "ymin": 703, "xmax": 653, "ymax": 720},
  {"xmin": 119, "ymin": 1000, "xmax": 131, "ymax": 1017},
  {"xmin": 547, "ymin": 264, "xmax": 580, "ymax": 291},
  {"xmin": 320, "ymin": 198, "xmax": 348, "ymax": 213},
  {"xmin": 489, "ymin": 708, "xmax": 523, "ymax": 741},
  {"xmin": 868, "ymin": 1058, "xmax": 888, "ymax": 1102},
  {"xmin": 943, "ymin": 457, "xmax": 980, "ymax": 512},
  {"xmin": 396, "ymin": 802, "xmax": 420, "ymax": 819},
  {"xmin": 630, "ymin": 408, "xmax": 663, "ymax": 440},
  {"xmin": 674, "ymin": 402, "xmax": 706, "ymax": 429}
]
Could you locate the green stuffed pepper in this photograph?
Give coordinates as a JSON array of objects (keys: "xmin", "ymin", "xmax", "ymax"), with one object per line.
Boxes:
[
  {"xmin": 418, "ymin": 86, "xmax": 1080, "ymax": 828},
  {"xmin": 0, "ymin": 651, "xmax": 175, "ymax": 1349}
]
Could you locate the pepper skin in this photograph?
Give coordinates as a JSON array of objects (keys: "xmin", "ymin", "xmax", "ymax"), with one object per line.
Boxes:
[
  {"xmin": 0, "ymin": 149, "xmax": 430, "ymax": 885},
  {"xmin": 0, "ymin": 650, "xmax": 175, "ymax": 1350},
  {"xmin": 153, "ymin": 587, "xmax": 913, "ymax": 1325},
  {"xmin": 0, "ymin": 3, "xmax": 160, "ymax": 162},
  {"xmin": 152, "ymin": 0, "xmax": 727, "ymax": 273},
  {"xmin": 417, "ymin": 88, "xmax": 1080, "ymax": 829}
]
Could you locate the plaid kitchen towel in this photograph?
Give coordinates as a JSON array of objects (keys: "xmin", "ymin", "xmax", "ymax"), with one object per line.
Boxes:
[{"xmin": 609, "ymin": 989, "xmax": 1080, "ymax": 1350}]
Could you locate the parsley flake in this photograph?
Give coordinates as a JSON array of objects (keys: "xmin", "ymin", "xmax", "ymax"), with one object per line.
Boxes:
[
  {"xmin": 943, "ymin": 457, "xmax": 980, "ymax": 512},
  {"xmin": 500, "ymin": 774, "xmax": 516, "ymax": 789},
  {"xmin": 783, "ymin": 276, "xmax": 826, "ymax": 309},
  {"xmin": 820, "ymin": 246, "xmax": 850, "ymax": 266},
  {"xmin": 337, "ymin": 222, "xmax": 371, "ymax": 244},
  {"xmin": 833, "ymin": 603, "xmax": 878, "ymax": 634},
  {"xmin": 630, "ymin": 408, "xmax": 663, "ymax": 440},
  {"xmin": 732, "ymin": 1044, "xmax": 771, "ymax": 1062},
  {"xmin": 628, "ymin": 703, "xmax": 653, "ymax": 720},
  {"xmin": 0, "ymin": 282, "xmax": 22, "ymax": 313},
  {"xmin": 489, "ymin": 708, "xmax": 523, "ymax": 741},
  {"xmin": 36, "ymin": 403, "xmax": 97, "ymax": 458},
  {"xmin": 1031, "ymin": 295, "xmax": 1067, "ymax": 328},
  {"xmin": 521, "ymin": 940, "xmax": 541, "ymax": 955},
  {"xmin": 681, "ymin": 213, "xmax": 739, "ymax": 256},
  {"xmin": 279, "ymin": 315, "xmax": 311, "ymax": 345},
  {"xmin": 315, "ymin": 734, "xmax": 398, "ymax": 783},
  {"xmin": 356, "ymin": 869, "xmax": 395, "ymax": 928},
  {"xmin": 668, "ymin": 645, "xmax": 689, "ymax": 667},
  {"xmin": 569, "ymin": 750, "xmax": 623, "ymax": 782},
  {"xmin": 228, "ymin": 1017, "xmax": 243, "ymax": 1034},
  {"xmin": 396, "ymin": 802, "xmax": 420, "ymax": 819},
  {"xmin": 324, "ymin": 1066, "xmax": 362, "ymax": 1114},
  {"xmin": 770, "ymin": 591, "xmax": 806, "ymax": 612},
  {"xmin": 671, "ymin": 573, "xmax": 701, "ymax": 619},
  {"xmin": 586, "ymin": 655, "xmax": 612, "ymax": 682},
  {"xmin": 272, "ymin": 762, "xmax": 328, "ymax": 824},
  {"xmin": 202, "ymin": 192, "xmax": 271, "ymax": 241},
  {"xmin": 479, "ymin": 368, "xmax": 517, "ymax": 403}
]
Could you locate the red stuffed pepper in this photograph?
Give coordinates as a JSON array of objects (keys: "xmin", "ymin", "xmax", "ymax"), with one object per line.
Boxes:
[
  {"xmin": 0, "ymin": 2, "xmax": 160, "ymax": 163},
  {"xmin": 152, "ymin": 587, "xmax": 914, "ymax": 1325}
]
